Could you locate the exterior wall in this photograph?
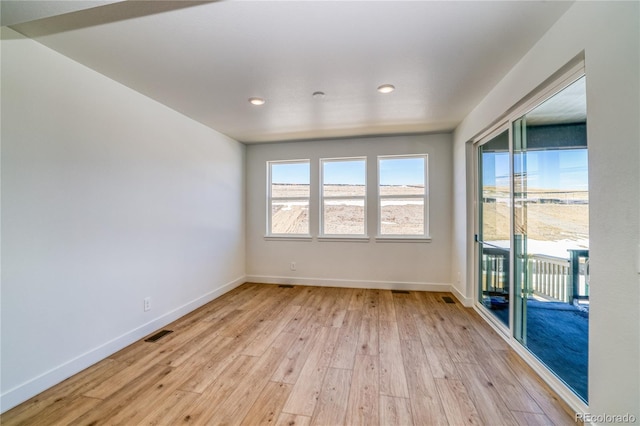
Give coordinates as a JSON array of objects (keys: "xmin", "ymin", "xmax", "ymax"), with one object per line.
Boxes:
[{"xmin": 246, "ymin": 134, "xmax": 453, "ymax": 291}]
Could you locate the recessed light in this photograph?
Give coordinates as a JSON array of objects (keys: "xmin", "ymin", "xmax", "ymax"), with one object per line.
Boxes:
[
  {"xmin": 312, "ymin": 91, "xmax": 326, "ymax": 99},
  {"xmin": 377, "ymin": 84, "xmax": 395, "ymax": 94},
  {"xmin": 249, "ymin": 97, "xmax": 266, "ymax": 106}
]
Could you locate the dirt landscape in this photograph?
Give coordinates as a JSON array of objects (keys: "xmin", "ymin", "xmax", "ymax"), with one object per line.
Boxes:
[
  {"xmin": 271, "ymin": 184, "xmax": 424, "ymax": 235},
  {"xmin": 481, "ymin": 186, "xmax": 589, "ymax": 243},
  {"xmin": 271, "ymin": 184, "xmax": 589, "ymax": 246}
]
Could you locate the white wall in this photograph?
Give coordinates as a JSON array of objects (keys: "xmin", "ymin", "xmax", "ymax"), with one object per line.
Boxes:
[
  {"xmin": 1, "ymin": 28, "xmax": 246, "ymax": 411},
  {"xmin": 452, "ymin": 1, "xmax": 639, "ymax": 420},
  {"xmin": 246, "ymin": 134, "xmax": 453, "ymax": 290}
]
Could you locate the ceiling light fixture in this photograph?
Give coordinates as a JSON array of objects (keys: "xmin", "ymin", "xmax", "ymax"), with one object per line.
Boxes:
[
  {"xmin": 377, "ymin": 84, "xmax": 395, "ymax": 94},
  {"xmin": 312, "ymin": 91, "xmax": 326, "ymax": 99},
  {"xmin": 248, "ymin": 97, "xmax": 266, "ymax": 106}
]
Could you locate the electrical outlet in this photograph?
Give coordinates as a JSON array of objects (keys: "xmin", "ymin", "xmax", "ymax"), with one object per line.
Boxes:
[
  {"xmin": 144, "ymin": 297, "xmax": 151, "ymax": 312},
  {"xmin": 290, "ymin": 262, "xmax": 296, "ymax": 271}
]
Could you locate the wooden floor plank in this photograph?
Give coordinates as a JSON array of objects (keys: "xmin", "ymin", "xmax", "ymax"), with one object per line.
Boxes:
[
  {"xmin": 362, "ymin": 289, "xmax": 380, "ymax": 320},
  {"xmin": 495, "ymin": 349, "xmax": 579, "ymax": 425},
  {"xmin": 345, "ymin": 355, "xmax": 379, "ymax": 425},
  {"xmin": 1, "ymin": 284, "xmax": 577, "ymax": 426},
  {"xmin": 174, "ymin": 355, "xmax": 256, "ymax": 424},
  {"xmin": 456, "ymin": 362, "xmax": 519, "ymax": 426},
  {"xmin": 356, "ymin": 317, "xmax": 379, "ymax": 356},
  {"xmin": 379, "ymin": 321, "xmax": 410, "ymax": 398},
  {"xmin": 511, "ymin": 410, "xmax": 555, "ymax": 425},
  {"xmin": 310, "ymin": 367, "xmax": 352, "ymax": 426},
  {"xmin": 394, "ymin": 294, "xmax": 422, "ymax": 341},
  {"xmin": 348, "ymin": 288, "xmax": 366, "ymax": 311},
  {"xmin": 401, "ymin": 338, "xmax": 448, "ymax": 426},
  {"xmin": 378, "ymin": 290, "xmax": 397, "ymax": 322},
  {"xmin": 4, "ymin": 395, "xmax": 101, "ymax": 426},
  {"xmin": 242, "ymin": 304, "xmax": 302, "ymax": 357},
  {"xmin": 242, "ymin": 381, "xmax": 293, "ymax": 425},
  {"xmin": 211, "ymin": 333, "xmax": 297, "ymax": 425},
  {"xmin": 276, "ymin": 413, "xmax": 311, "ymax": 426},
  {"xmin": 281, "ymin": 327, "xmax": 340, "ymax": 417},
  {"xmin": 435, "ymin": 378, "xmax": 482, "ymax": 425},
  {"xmin": 329, "ymin": 309, "xmax": 362, "ymax": 370},
  {"xmin": 380, "ymin": 395, "xmax": 413, "ymax": 426},
  {"xmin": 69, "ymin": 364, "xmax": 175, "ymax": 426},
  {"xmin": 136, "ymin": 390, "xmax": 200, "ymax": 425},
  {"xmin": 0, "ymin": 358, "xmax": 118, "ymax": 425},
  {"xmin": 272, "ymin": 327, "xmax": 321, "ymax": 384},
  {"xmin": 421, "ymin": 341, "xmax": 460, "ymax": 380},
  {"xmin": 479, "ymin": 350, "xmax": 545, "ymax": 414}
]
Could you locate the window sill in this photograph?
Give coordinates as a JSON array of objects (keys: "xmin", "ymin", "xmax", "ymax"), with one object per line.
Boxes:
[
  {"xmin": 264, "ymin": 235, "xmax": 313, "ymax": 241},
  {"xmin": 375, "ymin": 236, "xmax": 432, "ymax": 243},
  {"xmin": 317, "ymin": 236, "xmax": 370, "ymax": 243}
]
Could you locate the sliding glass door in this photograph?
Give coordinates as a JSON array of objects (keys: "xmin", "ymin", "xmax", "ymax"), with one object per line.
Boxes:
[
  {"xmin": 513, "ymin": 76, "xmax": 589, "ymax": 402},
  {"xmin": 477, "ymin": 128, "xmax": 511, "ymax": 328},
  {"xmin": 476, "ymin": 75, "xmax": 589, "ymax": 403}
]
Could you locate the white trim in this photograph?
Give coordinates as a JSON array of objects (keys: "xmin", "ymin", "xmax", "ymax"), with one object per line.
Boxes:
[
  {"xmin": 266, "ymin": 159, "xmax": 311, "ymax": 237},
  {"xmin": 246, "ymin": 275, "xmax": 451, "ymax": 292},
  {"xmin": 0, "ymin": 276, "xmax": 246, "ymax": 413},
  {"xmin": 319, "ymin": 156, "xmax": 367, "ymax": 238},
  {"xmin": 375, "ymin": 236, "xmax": 432, "ymax": 243},
  {"xmin": 377, "ymin": 154, "xmax": 429, "ymax": 238},
  {"xmin": 450, "ymin": 287, "xmax": 474, "ymax": 307},
  {"xmin": 317, "ymin": 236, "xmax": 370, "ymax": 242},
  {"xmin": 264, "ymin": 235, "xmax": 313, "ymax": 241},
  {"xmin": 450, "ymin": 285, "xmax": 474, "ymax": 307}
]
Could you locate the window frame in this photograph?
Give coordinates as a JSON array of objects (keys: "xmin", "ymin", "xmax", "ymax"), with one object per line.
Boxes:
[
  {"xmin": 319, "ymin": 156, "xmax": 368, "ymax": 240},
  {"xmin": 266, "ymin": 159, "xmax": 312, "ymax": 239},
  {"xmin": 377, "ymin": 154, "xmax": 430, "ymax": 241}
]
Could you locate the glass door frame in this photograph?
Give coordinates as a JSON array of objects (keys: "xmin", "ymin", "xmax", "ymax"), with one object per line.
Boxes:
[
  {"xmin": 473, "ymin": 121, "xmax": 513, "ymax": 336},
  {"xmin": 470, "ymin": 58, "xmax": 589, "ymax": 413}
]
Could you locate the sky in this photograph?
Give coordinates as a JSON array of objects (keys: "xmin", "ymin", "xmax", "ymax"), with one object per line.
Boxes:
[
  {"xmin": 483, "ymin": 148, "xmax": 589, "ymax": 191},
  {"xmin": 271, "ymin": 157, "xmax": 425, "ymax": 186}
]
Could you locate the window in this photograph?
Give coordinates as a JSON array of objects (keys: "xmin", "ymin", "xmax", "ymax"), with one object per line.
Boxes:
[
  {"xmin": 320, "ymin": 157, "xmax": 367, "ymax": 236},
  {"xmin": 267, "ymin": 160, "xmax": 310, "ymax": 236},
  {"xmin": 378, "ymin": 155, "xmax": 428, "ymax": 237}
]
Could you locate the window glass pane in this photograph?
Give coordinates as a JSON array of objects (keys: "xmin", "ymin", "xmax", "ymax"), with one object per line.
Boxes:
[
  {"xmin": 323, "ymin": 160, "xmax": 366, "ymax": 197},
  {"xmin": 379, "ymin": 157, "xmax": 424, "ymax": 196},
  {"xmin": 271, "ymin": 162, "xmax": 310, "ymax": 198},
  {"xmin": 271, "ymin": 201, "xmax": 309, "ymax": 234},
  {"xmin": 322, "ymin": 199, "xmax": 365, "ymax": 235},
  {"xmin": 380, "ymin": 198, "xmax": 424, "ymax": 235}
]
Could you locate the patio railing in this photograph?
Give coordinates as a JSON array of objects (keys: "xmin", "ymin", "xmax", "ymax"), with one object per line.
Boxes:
[
  {"xmin": 528, "ymin": 250, "xmax": 589, "ymax": 303},
  {"xmin": 481, "ymin": 247, "xmax": 589, "ymax": 304}
]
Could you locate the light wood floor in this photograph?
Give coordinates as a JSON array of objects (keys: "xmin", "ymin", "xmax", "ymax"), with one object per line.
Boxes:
[{"xmin": 2, "ymin": 283, "xmax": 577, "ymax": 425}]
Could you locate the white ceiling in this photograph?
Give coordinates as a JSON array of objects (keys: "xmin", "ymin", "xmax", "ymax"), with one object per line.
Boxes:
[{"xmin": 7, "ymin": 1, "xmax": 574, "ymax": 143}]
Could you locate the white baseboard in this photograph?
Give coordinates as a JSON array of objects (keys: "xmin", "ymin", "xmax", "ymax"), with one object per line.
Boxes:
[
  {"xmin": 246, "ymin": 275, "xmax": 452, "ymax": 292},
  {"xmin": 0, "ymin": 276, "xmax": 246, "ymax": 413},
  {"xmin": 450, "ymin": 286, "xmax": 474, "ymax": 307}
]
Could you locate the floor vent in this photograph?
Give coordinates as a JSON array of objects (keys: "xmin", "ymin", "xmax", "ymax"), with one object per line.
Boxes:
[
  {"xmin": 442, "ymin": 296, "xmax": 456, "ymax": 304},
  {"xmin": 144, "ymin": 330, "xmax": 173, "ymax": 342},
  {"xmin": 391, "ymin": 290, "xmax": 411, "ymax": 294},
  {"xmin": 279, "ymin": 285, "xmax": 295, "ymax": 288}
]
